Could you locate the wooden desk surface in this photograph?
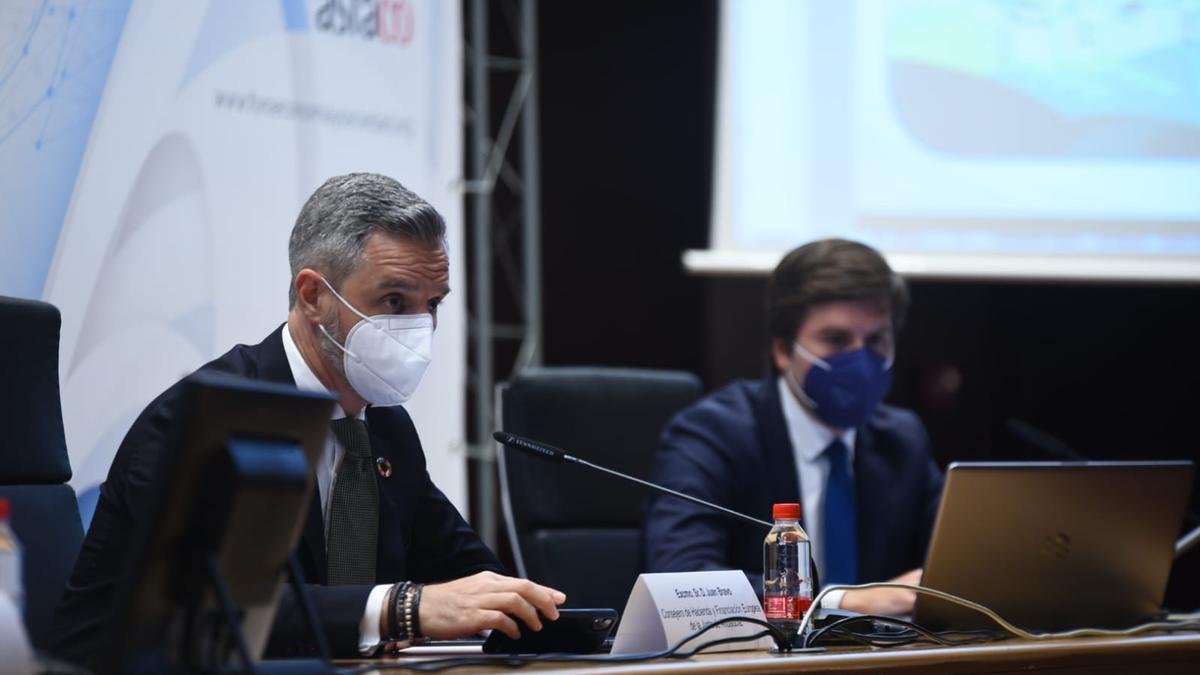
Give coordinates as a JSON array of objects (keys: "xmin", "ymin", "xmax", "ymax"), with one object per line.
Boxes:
[{"xmin": 357, "ymin": 632, "xmax": 1200, "ymax": 674}]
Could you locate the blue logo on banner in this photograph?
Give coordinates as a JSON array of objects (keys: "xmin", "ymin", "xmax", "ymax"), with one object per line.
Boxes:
[{"xmin": 281, "ymin": 0, "xmax": 311, "ymax": 31}]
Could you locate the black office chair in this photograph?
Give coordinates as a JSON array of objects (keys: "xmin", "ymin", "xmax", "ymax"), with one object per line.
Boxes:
[
  {"xmin": 498, "ymin": 367, "xmax": 703, "ymax": 612},
  {"xmin": 0, "ymin": 296, "xmax": 85, "ymax": 652}
]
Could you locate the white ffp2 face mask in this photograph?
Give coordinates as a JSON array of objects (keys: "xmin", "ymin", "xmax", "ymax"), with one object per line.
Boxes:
[{"xmin": 318, "ymin": 277, "xmax": 433, "ymax": 407}]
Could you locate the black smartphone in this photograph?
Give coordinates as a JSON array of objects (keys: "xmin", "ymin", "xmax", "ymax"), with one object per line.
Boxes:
[{"xmin": 481, "ymin": 608, "xmax": 618, "ymax": 654}]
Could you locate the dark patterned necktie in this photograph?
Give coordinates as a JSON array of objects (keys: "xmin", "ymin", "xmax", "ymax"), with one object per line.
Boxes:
[
  {"xmin": 823, "ymin": 438, "xmax": 859, "ymax": 585},
  {"xmin": 326, "ymin": 417, "xmax": 378, "ymax": 585}
]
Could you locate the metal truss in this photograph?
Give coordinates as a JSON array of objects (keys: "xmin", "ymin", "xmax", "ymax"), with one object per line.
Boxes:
[{"xmin": 464, "ymin": 0, "xmax": 541, "ymax": 548}]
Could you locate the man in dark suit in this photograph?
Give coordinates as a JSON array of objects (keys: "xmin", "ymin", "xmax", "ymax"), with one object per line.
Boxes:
[
  {"xmin": 642, "ymin": 239, "xmax": 943, "ymax": 616},
  {"xmin": 52, "ymin": 174, "xmax": 565, "ymax": 664}
]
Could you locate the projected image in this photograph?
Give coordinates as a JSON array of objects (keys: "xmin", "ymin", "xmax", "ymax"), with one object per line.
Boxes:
[
  {"xmin": 887, "ymin": 0, "xmax": 1200, "ymax": 157},
  {"xmin": 710, "ymin": 0, "xmax": 1200, "ymax": 276}
]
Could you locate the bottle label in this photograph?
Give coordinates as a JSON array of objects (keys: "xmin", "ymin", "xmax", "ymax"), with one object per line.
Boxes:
[{"xmin": 764, "ymin": 594, "xmax": 813, "ymax": 620}]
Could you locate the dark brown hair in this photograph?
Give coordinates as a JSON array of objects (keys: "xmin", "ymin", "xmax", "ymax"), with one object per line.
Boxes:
[{"xmin": 766, "ymin": 238, "xmax": 909, "ymax": 344}]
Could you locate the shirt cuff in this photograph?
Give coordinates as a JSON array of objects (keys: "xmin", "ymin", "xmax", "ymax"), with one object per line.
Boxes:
[
  {"xmin": 819, "ymin": 589, "xmax": 846, "ymax": 610},
  {"xmin": 358, "ymin": 583, "xmax": 394, "ymax": 655}
]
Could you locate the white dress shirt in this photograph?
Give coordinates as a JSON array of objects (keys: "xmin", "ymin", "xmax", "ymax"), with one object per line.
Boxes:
[
  {"xmin": 777, "ymin": 376, "xmax": 856, "ymax": 609},
  {"xmin": 281, "ymin": 325, "xmax": 391, "ymax": 654}
]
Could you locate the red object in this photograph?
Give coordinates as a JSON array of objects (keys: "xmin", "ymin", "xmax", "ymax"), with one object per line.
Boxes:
[
  {"xmin": 772, "ymin": 503, "xmax": 801, "ymax": 520},
  {"xmin": 0, "ymin": 498, "xmax": 9, "ymax": 521},
  {"xmin": 764, "ymin": 594, "xmax": 813, "ymax": 620}
]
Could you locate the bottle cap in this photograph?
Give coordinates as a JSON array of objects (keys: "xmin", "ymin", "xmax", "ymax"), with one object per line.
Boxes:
[
  {"xmin": 772, "ymin": 503, "xmax": 800, "ymax": 520},
  {"xmin": 0, "ymin": 498, "xmax": 9, "ymax": 521}
]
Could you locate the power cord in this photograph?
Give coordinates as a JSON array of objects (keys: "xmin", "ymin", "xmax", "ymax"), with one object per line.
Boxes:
[
  {"xmin": 803, "ymin": 613, "xmax": 1005, "ymax": 649},
  {"xmin": 343, "ymin": 616, "xmax": 795, "ymax": 673},
  {"xmin": 797, "ymin": 582, "xmax": 1200, "ymax": 646}
]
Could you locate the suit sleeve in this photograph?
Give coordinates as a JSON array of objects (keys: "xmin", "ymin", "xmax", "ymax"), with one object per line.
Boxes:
[
  {"xmin": 265, "ymin": 584, "xmax": 373, "ymax": 658},
  {"xmin": 642, "ymin": 409, "xmax": 742, "ymax": 576},
  {"xmin": 49, "ymin": 386, "xmax": 181, "ymax": 667}
]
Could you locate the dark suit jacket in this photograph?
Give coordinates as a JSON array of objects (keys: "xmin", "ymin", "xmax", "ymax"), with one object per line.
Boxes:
[
  {"xmin": 51, "ymin": 325, "xmax": 501, "ymax": 664},
  {"xmin": 642, "ymin": 376, "xmax": 943, "ymax": 591}
]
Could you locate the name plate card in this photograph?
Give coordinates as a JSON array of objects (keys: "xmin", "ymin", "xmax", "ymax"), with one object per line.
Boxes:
[{"xmin": 610, "ymin": 570, "xmax": 773, "ymax": 655}]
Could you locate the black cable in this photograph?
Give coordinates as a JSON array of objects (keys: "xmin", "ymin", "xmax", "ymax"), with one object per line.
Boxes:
[
  {"xmin": 341, "ymin": 615, "xmax": 795, "ymax": 673},
  {"xmin": 804, "ymin": 614, "xmax": 1007, "ymax": 650},
  {"xmin": 804, "ymin": 615, "xmax": 876, "ymax": 648},
  {"xmin": 670, "ymin": 629, "xmax": 775, "ymax": 658},
  {"xmin": 821, "ymin": 627, "xmax": 915, "ymax": 649},
  {"xmin": 831, "ymin": 618, "xmax": 964, "ymax": 648},
  {"xmin": 805, "ymin": 616, "xmax": 901, "ymax": 649}
]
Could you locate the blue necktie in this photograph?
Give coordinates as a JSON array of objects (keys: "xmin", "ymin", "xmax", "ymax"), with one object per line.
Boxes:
[{"xmin": 822, "ymin": 439, "xmax": 858, "ymax": 585}]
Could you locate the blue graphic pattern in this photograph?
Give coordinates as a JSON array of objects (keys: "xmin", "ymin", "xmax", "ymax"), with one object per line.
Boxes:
[{"xmin": 0, "ymin": 0, "xmax": 132, "ymax": 298}]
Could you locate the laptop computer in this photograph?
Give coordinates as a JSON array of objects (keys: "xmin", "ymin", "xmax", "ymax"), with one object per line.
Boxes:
[{"xmin": 913, "ymin": 461, "xmax": 1195, "ymax": 632}]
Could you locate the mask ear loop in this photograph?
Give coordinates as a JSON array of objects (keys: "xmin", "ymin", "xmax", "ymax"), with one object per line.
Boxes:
[
  {"xmin": 320, "ymin": 276, "xmax": 374, "ymax": 324},
  {"xmin": 317, "ymin": 276, "xmax": 367, "ymax": 363},
  {"xmin": 319, "ymin": 276, "xmax": 432, "ymax": 361},
  {"xmin": 318, "ymin": 323, "xmax": 361, "ymax": 363},
  {"xmin": 797, "ymin": 340, "xmax": 893, "ymax": 371},
  {"xmin": 787, "ymin": 342, "xmax": 829, "ymax": 409},
  {"xmin": 784, "ymin": 366, "xmax": 818, "ymax": 410},
  {"xmin": 794, "ymin": 342, "xmax": 832, "ymax": 371}
]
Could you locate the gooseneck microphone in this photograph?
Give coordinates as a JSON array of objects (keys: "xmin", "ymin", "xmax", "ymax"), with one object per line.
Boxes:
[
  {"xmin": 492, "ymin": 430, "xmax": 792, "ymax": 535},
  {"xmin": 494, "ymin": 430, "xmax": 822, "ymax": 595}
]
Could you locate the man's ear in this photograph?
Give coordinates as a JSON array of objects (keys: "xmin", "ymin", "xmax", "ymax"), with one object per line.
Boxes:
[
  {"xmin": 771, "ymin": 337, "xmax": 794, "ymax": 373},
  {"xmin": 294, "ymin": 269, "xmax": 326, "ymax": 323}
]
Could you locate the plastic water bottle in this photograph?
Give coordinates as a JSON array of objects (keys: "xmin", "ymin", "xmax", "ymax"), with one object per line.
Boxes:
[
  {"xmin": 0, "ymin": 498, "xmax": 23, "ymax": 611},
  {"xmin": 763, "ymin": 502, "xmax": 812, "ymax": 638}
]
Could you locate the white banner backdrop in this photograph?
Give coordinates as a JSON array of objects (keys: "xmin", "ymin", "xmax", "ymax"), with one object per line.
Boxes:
[{"xmin": 1, "ymin": 0, "xmax": 468, "ymax": 511}]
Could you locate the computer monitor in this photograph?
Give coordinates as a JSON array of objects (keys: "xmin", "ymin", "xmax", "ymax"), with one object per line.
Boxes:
[
  {"xmin": 915, "ymin": 461, "xmax": 1195, "ymax": 632},
  {"xmin": 100, "ymin": 371, "xmax": 335, "ymax": 672}
]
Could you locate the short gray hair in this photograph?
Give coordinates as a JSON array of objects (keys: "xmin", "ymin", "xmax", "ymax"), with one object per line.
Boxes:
[{"xmin": 288, "ymin": 173, "xmax": 446, "ymax": 307}]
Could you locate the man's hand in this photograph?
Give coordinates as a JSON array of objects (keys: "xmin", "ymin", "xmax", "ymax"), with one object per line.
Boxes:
[
  {"xmin": 838, "ymin": 568, "xmax": 922, "ymax": 616},
  {"xmin": 419, "ymin": 571, "xmax": 567, "ymax": 640}
]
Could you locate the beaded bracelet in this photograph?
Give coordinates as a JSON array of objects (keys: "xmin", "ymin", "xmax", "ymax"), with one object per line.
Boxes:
[
  {"xmin": 410, "ymin": 583, "xmax": 424, "ymax": 639},
  {"xmin": 389, "ymin": 581, "xmax": 411, "ymax": 642},
  {"xmin": 401, "ymin": 582, "xmax": 415, "ymax": 642}
]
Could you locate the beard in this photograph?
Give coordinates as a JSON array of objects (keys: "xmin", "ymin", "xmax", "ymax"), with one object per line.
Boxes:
[{"xmin": 318, "ymin": 307, "xmax": 349, "ymax": 381}]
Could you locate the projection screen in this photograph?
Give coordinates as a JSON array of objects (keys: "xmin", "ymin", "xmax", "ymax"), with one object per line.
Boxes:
[{"xmin": 696, "ymin": 0, "xmax": 1200, "ymax": 280}]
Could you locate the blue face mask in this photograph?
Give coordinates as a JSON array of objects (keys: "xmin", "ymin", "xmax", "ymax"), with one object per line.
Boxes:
[{"xmin": 788, "ymin": 343, "xmax": 893, "ymax": 430}]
